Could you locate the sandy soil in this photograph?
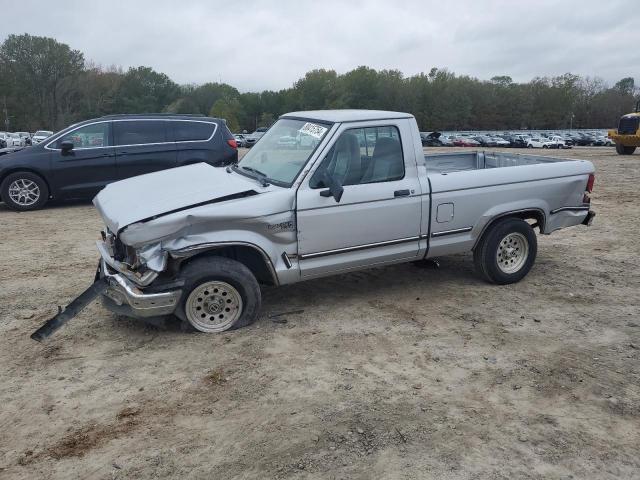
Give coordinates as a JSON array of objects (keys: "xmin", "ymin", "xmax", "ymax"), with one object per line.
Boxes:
[{"xmin": 0, "ymin": 146, "xmax": 638, "ymax": 479}]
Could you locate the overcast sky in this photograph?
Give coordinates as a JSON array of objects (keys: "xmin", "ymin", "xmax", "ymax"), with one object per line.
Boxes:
[{"xmin": 2, "ymin": 0, "xmax": 639, "ymax": 91}]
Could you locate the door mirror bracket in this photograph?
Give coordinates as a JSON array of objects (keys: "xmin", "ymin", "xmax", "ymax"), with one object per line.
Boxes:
[
  {"xmin": 60, "ymin": 141, "xmax": 74, "ymax": 154},
  {"xmin": 320, "ymin": 171, "xmax": 344, "ymax": 202}
]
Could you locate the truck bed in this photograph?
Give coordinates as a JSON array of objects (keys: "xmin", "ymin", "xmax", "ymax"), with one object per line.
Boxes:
[{"xmin": 424, "ymin": 150, "xmax": 568, "ymax": 174}]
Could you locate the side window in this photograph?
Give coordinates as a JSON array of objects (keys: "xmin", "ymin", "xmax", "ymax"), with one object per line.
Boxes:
[
  {"xmin": 114, "ymin": 121, "xmax": 167, "ymax": 146},
  {"xmin": 172, "ymin": 121, "xmax": 216, "ymax": 142},
  {"xmin": 310, "ymin": 125, "xmax": 404, "ymax": 188},
  {"xmin": 56, "ymin": 122, "xmax": 111, "ymax": 149}
]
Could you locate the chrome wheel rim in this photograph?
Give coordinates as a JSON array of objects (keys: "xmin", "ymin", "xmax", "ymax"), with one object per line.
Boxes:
[
  {"xmin": 185, "ymin": 281, "xmax": 243, "ymax": 333},
  {"xmin": 8, "ymin": 179, "xmax": 40, "ymax": 206},
  {"xmin": 497, "ymin": 232, "xmax": 529, "ymax": 274}
]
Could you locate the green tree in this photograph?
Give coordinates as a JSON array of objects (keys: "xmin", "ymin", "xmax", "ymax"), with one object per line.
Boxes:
[
  {"xmin": 114, "ymin": 66, "xmax": 179, "ymax": 113},
  {"xmin": 209, "ymin": 97, "xmax": 242, "ymax": 132},
  {"xmin": 0, "ymin": 33, "xmax": 84, "ymax": 129}
]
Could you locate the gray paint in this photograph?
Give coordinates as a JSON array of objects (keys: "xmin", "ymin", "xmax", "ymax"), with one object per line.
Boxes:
[{"xmin": 93, "ymin": 111, "xmax": 594, "ymax": 319}]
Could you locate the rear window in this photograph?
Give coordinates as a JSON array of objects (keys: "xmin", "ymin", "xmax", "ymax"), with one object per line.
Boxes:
[
  {"xmin": 172, "ymin": 121, "xmax": 216, "ymax": 142},
  {"xmin": 114, "ymin": 121, "xmax": 167, "ymax": 146}
]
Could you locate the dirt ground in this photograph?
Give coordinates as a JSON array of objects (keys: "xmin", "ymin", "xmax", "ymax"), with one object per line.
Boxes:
[{"xmin": 0, "ymin": 146, "xmax": 638, "ymax": 479}]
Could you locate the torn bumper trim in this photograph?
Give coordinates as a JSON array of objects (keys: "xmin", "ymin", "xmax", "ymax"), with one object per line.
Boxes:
[{"xmin": 101, "ymin": 260, "xmax": 181, "ymax": 318}]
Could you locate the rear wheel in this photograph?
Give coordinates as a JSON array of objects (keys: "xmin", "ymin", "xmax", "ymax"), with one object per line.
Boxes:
[
  {"xmin": 615, "ymin": 144, "xmax": 636, "ymax": 155},
  {"xmin": 175, "ymin": 256, "xmax": 261, "ymax": 333},
  {"xmin": 1, "ymin": 171, "xmax": 49, "ymax": 211},
  {"xmin": 474, "ymin": 217, "xmax": 537, "ymax": 284}
]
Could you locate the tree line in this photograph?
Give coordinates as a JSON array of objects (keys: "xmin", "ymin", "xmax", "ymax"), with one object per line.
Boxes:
[{"xmin": 1, "ymin": 33, "xmax": 637, "ymax": 133}]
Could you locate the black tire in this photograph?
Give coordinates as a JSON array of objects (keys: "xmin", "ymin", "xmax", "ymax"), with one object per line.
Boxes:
[
  {"xmin": 615, "ymin": 144, "xmax": 636, "ymax": 155},
  {"xmin": 175, "ymin": 256, "xmax": 261, "ymax": 333},
  {"xmin": 0, "ymin": 171, "xmax": 49, "ymax": 211},
  {"xmin": 543, "ymin": 145, "xmax": 548, "ymax": 149},
  {"xmin": 473, "ymin": 217, "xmax": 537, "ymax": 285}
]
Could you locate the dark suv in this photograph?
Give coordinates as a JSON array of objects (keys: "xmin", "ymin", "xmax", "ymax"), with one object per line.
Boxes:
[{"xmin": 0, "ymin": 114, "xmax": 238, "ymax": 211}]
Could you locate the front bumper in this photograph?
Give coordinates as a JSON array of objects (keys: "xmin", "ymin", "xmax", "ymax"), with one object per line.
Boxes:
[
  {"xmin": 100, "ymin": 260, "xmax": 182, "ymax": 318},
  {"xmin": 608, "ymin": 130, "xmax": 640, "ymax": 146}
]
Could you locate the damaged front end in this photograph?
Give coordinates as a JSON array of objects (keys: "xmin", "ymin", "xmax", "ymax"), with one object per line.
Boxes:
[{"xmin": 97, "ymin": 232, "xmax": 182, "ymax": 319}]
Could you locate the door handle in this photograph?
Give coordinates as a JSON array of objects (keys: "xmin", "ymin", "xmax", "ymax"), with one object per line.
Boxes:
[{"xmin": 394, "ymin": 189, "xmax": 410, "ymax": 197}]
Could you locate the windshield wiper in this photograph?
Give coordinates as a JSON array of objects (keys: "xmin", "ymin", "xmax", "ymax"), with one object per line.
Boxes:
[{"xmin": 240, "ymin": 166, "xmax": 271, "ymax": 186}]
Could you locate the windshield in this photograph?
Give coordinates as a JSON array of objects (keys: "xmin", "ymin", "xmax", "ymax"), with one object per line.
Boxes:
[
  {"xmin": 237, "ymin": 118, "xmax": 330, "ymax": 186},
  {"xmin": 35, "ymin": 130, "xmax": 52, "ymax": 136}
]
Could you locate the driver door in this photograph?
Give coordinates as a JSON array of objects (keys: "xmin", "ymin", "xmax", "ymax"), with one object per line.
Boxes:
[
  {"xmin": 49, "ymin": 121, "xmax": 117, "ymax": 198},
  {"xmin": 296, "ymin": 120, "xmax": 423, "ymax": 279}
]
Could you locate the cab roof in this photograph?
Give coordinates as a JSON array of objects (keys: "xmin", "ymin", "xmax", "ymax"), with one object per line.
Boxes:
[{"xmin": 281, "ymin": 109, "xmax": 413, "ymax": 123}]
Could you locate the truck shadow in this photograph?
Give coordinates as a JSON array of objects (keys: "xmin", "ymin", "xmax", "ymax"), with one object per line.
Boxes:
[{"xmin": 119, "ymin": 254, "xmax": 480, "ymax": 335}]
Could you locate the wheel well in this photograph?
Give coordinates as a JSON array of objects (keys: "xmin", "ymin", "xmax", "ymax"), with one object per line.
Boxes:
[
  {"xmin": 179, "ymin": 245, "xmax": 277, "ymax": 286},
  {"xmin": 473, "ymin": 210, "xmax": 545, "ymax": 250},
  {"xmin": 0, "ymin": 169, "xmax": 51, "ymax": 197}
]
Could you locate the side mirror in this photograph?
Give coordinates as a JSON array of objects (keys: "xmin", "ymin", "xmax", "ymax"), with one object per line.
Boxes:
[
  {"xmin": 319, "ymin": 171, "xmax": 344, "ymax": 202},
  {"xmin": 60, "ymin": 141, "xmax": 74, "ymax": 154}
]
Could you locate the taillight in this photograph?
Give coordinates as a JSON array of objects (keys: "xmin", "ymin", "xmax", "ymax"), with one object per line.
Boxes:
[
  {"xmin": 227, "ymin": 139, "xmax": 238, "ymax": 149},
  {"xmin": 586, "ymin": 173, "xmax": 595, "ymax": 193}
]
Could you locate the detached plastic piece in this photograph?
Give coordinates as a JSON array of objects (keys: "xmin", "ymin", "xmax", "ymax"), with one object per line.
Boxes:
[{"xmin": 30, "ymin": 278, "xmax": 108, "ymax": 342}]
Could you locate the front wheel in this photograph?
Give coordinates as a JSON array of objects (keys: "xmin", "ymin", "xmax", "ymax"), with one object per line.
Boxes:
[
  {"xmin": 616, "ymin": 144, "xmax": 636, "ymax": 155},
  {"xmin": 474, "ymin": 218, "xmax": 537, "ymax": 284},
  {"xmin": 175, "ymin": 256, "xmax": 261, "ymax": 333},
  {"xmin": 1, "ymin": 171, "xmax": 49, "ymax": 211}
]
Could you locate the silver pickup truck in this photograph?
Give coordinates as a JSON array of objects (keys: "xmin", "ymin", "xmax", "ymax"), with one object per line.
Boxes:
[{"xmin": 31, "ymin": 110, "xmax": 596, "ymax": 340}]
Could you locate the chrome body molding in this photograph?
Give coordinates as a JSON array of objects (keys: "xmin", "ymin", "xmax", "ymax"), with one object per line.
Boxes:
[
  {"xmin": 299, "ymin": 235, "xmax": 423, "ymax": 260},
  {"xmin": 44, "ymin": 118, "xmax": 219, "ymax": 151},
  {"xmin": 431, "ymin": 226, "xmax": 473, "ymax": 238},
  {"xmin": 550, "ymin": 205, "xmax": 591, "ymax": 214}
]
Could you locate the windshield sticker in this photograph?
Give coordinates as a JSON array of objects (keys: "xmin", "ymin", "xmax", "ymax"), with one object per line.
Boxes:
[{"xmin": 299, "ymin": 122, "xmax": 328, "ymax": 139}]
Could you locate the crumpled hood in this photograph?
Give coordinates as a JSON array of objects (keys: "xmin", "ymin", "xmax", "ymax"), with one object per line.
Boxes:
[{"xmin": 94, "ymin": 163, "xmax": 260, "ymax": 233}]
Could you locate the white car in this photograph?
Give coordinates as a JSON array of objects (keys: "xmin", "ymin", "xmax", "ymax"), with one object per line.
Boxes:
[
  {"xmin": 7, "ymin": 133, "xmax": 24, "ymax": 147},
  {"xmin": 17, "ymin": 132, "xmax": 31, "ymax": 145},
  {"xmin": 549, "ymin": 136, "xmax": 571, "ymax": 149},
  {"xmin": 491, "ymin": 137, "xmax": 510, "ymax": 147},
  {"xmin": 527, "ymin": 137, "xmax": 555, "ymax": 149},
  {"xmin": 31, "ymin": 130, "xmax": 53, "ymax": 145}
]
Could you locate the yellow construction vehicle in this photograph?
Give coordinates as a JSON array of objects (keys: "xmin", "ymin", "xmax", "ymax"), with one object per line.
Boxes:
[{"xmin": 609, "ymin": 100, "xmax": 640, "ymax": 155}]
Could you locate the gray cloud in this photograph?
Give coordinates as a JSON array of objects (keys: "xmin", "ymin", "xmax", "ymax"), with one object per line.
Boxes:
[{"xmin": 2, "ymin": 0, "xmax": 638, "ymax": 91}]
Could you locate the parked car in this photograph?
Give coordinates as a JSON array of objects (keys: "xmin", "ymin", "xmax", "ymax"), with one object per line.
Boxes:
[
  {"xmin": 500, "ymin": 134, "xmax": 528, "ymax": 148},
  {"xmin": 233, "ymin": 134, "xmax": 247, "ymax": 148},
  {"xmin": 32, "ymin": 109, "xmax": 596, "ymax": 339},
  {"xmin": 31, "ymin": 130, "xmax": 53, "ymax": 145},
  {"xmin": 0, "ymin": 114, "xmax": 238, "ymax": 211},
  {"xmin": 573, "ymin": 133, "xmax": 595, "ymax": 146},
  {"xmin": 453, "ymin": 136, "xmax": 480, "ymax": 147},
  {"xmin": 17, "ymin": 132, "xmax": 31, "ymax": 146},
  {"xmin": 491, "ymin": 136, "xmax": 510, "ymax": 147},
  {"xmin": 421, "ymin": 131, "xmax": 444, "ymax": 147},
  {"xmin": 526, "ymin": 137, "xmax": 554, "ymax": 149},
  {"xmin": 7, "ymin": 133, "xmax": 24, "ymax": 147},
  {"xmin": 548, "ymin": 136, "xmax": 571, "ymax": 149},
  {"xmin": 277, "ymin": 135, "xmax": 298, "ymax": 148},
  {"xmin": 0, "ymin": 132, "xmax": 7, "ymax": 149},
  {"xmin": 472, "ymin": 135, "xmax": 497, "ymax": 147},
  {"xmin": 439, "ymin": 135, "xmax": 454, "ymax": 147}
]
